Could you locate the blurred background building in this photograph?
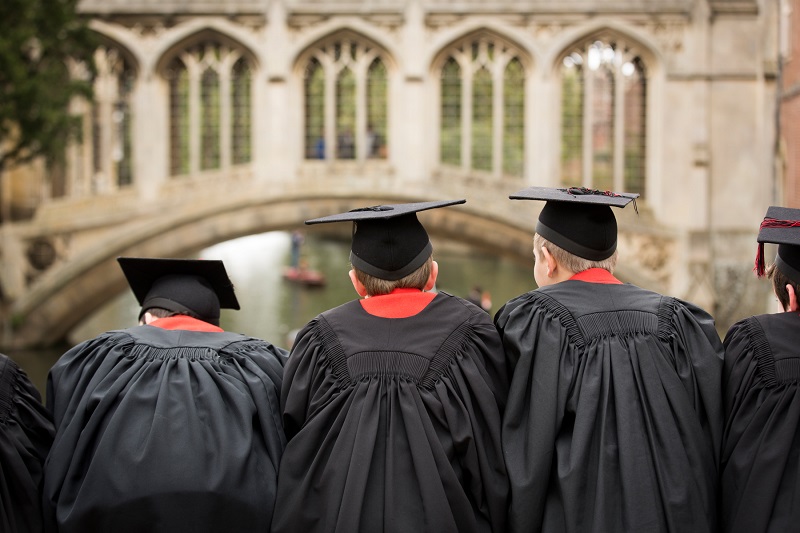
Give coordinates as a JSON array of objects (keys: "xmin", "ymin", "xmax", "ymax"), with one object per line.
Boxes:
[{"xmin": 0, "ymin": 0, "xmax": 792, "ymax": 349}]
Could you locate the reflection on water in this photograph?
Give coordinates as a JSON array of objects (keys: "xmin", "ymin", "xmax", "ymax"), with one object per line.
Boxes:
[{"xmin": 11, "ymin": 231, "xmax": 535, "ymax": 396}]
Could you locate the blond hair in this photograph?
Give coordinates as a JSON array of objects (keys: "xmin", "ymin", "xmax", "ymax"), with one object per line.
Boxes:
[
  {"xmin": 533, "ymin": 233, "xmax": 618, "ymax": 274},
  {"xmin": 354, "ymin": 256, "xmax": 433, "ymax": 296}
]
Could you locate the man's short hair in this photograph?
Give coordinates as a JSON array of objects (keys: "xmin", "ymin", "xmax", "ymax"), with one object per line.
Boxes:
[
  {"xmin": 534, "ymin": 233, "xmax": 618, "ymax": 274},
  {"xmin": 768, "ymin": 262, "xmax": 799, "ymax": 311},
  {"xmin": 142, "ymin": 307, "xmax": 202, "ymax": 321},
  {"xmin": 354, "ymin": 256, "xmax": 432, "ymax": 296}
]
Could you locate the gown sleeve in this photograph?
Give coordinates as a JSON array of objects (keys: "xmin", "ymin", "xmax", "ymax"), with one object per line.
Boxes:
[
  {"xmin": 0, "ymin": 353, "xmax": 55, "ymax": 533},
  {"xmin": 668, "ymin": 298, "xmax": 725, "ymax": 457},
  {"xmin": 495, "ymin": 292, "xmax": 573, "ymax": 532},
  {"xmin": 281, "ymin": 317, "xmax": 346, "ymax": 441},
  {"xmin": 428, "ymin": 308, "xmax": 510, "ymax": 532}
]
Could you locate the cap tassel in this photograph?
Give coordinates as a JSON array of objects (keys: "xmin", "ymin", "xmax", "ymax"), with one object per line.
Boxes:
[
  {"xmin": 754, "ymin": 242, "xmax": 766, "ymax": 277},
  {"xmin": 564, "ymin": 187, "xmax": 638, "ymax": 214}
]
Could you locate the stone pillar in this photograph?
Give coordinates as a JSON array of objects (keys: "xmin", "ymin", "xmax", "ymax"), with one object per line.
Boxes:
[
  {"xmin": 261, "ymin": 0, "xmax": 295, "ymax": 182},
  {"xmin": 398, "ymin": 0, "xmax": 428, "ymax": 185},
  {"xmin": 133, "ymin": 70, "xmax": 166, "ymax": 202}
]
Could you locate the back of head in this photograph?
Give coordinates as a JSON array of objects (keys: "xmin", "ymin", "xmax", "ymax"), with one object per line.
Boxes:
[
  {"xmin": 353, "ymin": 256, "xmax": 433, "ymax": 296},
  {"xmin": 117, "ymin": 257, "xmax": 240, "ymax": 326},
  {"xmin": 305, "ymin": 199, "xmax": 465, "ymax": 288},
  {"xmin": 533, "ymin": 233, "xmax": 619, "ymax": 274},
  {"xmin": 349, "ymin": 213, "xmax": 433, "ymax": 281},
  {"xmin": 510, "ymin": 186, "xmax": 638, "ymax": 272}
]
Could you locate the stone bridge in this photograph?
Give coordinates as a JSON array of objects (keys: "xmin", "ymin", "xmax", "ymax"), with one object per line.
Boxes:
[{"xmin": 0, "ymin": 165, "xmax": 754, "ymax": 351}]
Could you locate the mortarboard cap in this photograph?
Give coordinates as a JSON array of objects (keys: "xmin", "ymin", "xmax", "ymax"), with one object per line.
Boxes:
[
  {"xmin": 509, "ymin": 186, "xmax": 639, "ymax": 261},
  {"xmin": 117, "ymin": 257, "xmax": 240, "ymax": 326},
  {"xmin": 754, "ymin": 206, "xmax": 800, "ymax": 284},
  {"xmin": 305, "ymin": 199, "xmax": 466, "ymax": 280}
]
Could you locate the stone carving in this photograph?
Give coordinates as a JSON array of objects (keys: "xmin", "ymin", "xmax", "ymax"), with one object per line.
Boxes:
[
  {"xmin": 618, "ymin": 231, "xmax": 675, "ymax": 285},
  {"xmin": 24, "ymin": 235, "xmax": 69, "ymax": 287}
]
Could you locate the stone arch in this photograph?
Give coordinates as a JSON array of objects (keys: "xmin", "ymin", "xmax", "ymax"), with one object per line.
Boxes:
[
  {"xmin": 547, "ymin": 21, "xmax": 664, "ymax": 203},
  {"xmin": 7, "ymin": 195, "xmax": 534, "ymax": 350},
  {"xmin": 154, "ymin": 26, "xmax": 260, "ymax": 74},
  {"xmin": 430, "ymin": 27, "xmax": 535, "ymax": 75},
  {"xmin": 90, "ymin": 30, "xmax": 142, "ymax": 77},
  {"xmin": 293, "ymin": 29, "xmax": 395, "ymax": 162},
  {"xmin": 289, "ymin": 19, "xmax": 400, "ymax": 72},
  {"xmin": 546, "ymin": 20, "xmax": 663, "ymax": 78},
  {"xmin": 89, "ymin": 20, "xmax": 147, "ymax": 74},
  {"xmin": 428, "ymin": 28, "xmax": 532, "ymax": 179}
]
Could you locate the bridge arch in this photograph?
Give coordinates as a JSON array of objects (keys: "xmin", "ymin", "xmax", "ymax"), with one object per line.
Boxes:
[{"xmin": 8, "ymin": 195, "xmax": 535, "ymax": 349}]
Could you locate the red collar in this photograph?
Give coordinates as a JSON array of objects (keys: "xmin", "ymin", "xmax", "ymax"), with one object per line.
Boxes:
[
  {"xmin": 359, "ymin": 288, "xmax": 437, "ymax": 318},
  {"xmin": 150, "ymin": 316, "xmax": 224, "ymax": 332},
  {"xmin": 569, "ymin": 268, "xmax": 622, "ymax": 284}
]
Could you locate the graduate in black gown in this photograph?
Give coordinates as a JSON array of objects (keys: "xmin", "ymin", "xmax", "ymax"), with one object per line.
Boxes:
[
  {"xmin": 272, "ymin": 200, "xmax": 509, "ymax": 533},
  {"xmin": 43, "ymin": 258, "xmax": 286, "ymax": 533},
  {"xmin": 0, "ymin": 352, "xmax": 54, "ymax": 533},
  {"xmin": 720, "ymin": 206, "xmax": 800, "ymax": 532},
  {"xmin": 495, "ymin": 187, "xmax": 724, "ymax": 533}
]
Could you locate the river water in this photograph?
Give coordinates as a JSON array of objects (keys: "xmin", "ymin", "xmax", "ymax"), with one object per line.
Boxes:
[{"xmin": 12, "ymin": 231, "xmax": 536, "ymax": 395}]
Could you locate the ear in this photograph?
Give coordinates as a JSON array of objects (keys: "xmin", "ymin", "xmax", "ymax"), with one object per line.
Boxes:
[
  {"xmin": 424, "ymin": 260, "xmax": 439, "ymax": 291},
  {"xmin": 787, "ymin": 284, "xmax": 799, "ymax": 312},
  {"xmin": 349, "ymin": 269, "xmax": 369, "ymax": 297},
  {"xmin": 141, "ymin": 311, "xmax": 155, "ymax": 325},
  {"xmin": 541, "ymin": 246, "xmax": 558, "ymax": 278}
]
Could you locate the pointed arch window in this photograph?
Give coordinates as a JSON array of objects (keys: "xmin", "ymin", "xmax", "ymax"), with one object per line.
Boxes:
[
  {"xmin": 560, "ymin": 39, "xmax": 647, "ymax": 196},
  {"xmin": 166, "ymin": 41, "xmax": 253, "ymax": 177},
  {"xmin": 302, "ymin": 37, "xmax": 389, "ymax": 161},
  {"xmin": 90, "ymin": 46, "xmax": 135, "ymax": 189},
  {"xmin": 438, "ymin": 36, "xmax": 526, "ymax": 178}
]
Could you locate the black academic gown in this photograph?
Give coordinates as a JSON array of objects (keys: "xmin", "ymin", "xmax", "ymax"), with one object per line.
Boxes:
[
  {"xmin": 43, "ymin": 320, "xmax": 287, "ymax": 533},
  {"xmin": 496, "ymin": 275, "xmax": 723, "ymax": 533},
  {"xmin": 720, "ymin": 311, "xmax": 800, "ymax": 532},
  {"xmin": 271, "ymin": 292, "xmax": 509, "ymax": 533},
  {"xmin": 0, "ymin": 353, "xmax": 54, "ymax": 533}
]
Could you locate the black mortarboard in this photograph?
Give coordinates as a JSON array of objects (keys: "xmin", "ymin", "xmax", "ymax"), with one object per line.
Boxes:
[
  {"xmin": 117, "ymin": 257, "xmax": 240, "ymax": 326},
  {"xmin": 509, "ymin": 186, "xmax": 639, "ymax": 261},
  {"xmin": 305, "ymin": 199, "xmax": 466, "ymax": 280},
  {"xmin": 754, "ymin": 206, "xmax": 800, "ymax": 283}
]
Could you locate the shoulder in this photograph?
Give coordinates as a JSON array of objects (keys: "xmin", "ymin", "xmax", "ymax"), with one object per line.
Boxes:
[
  {"xmin": 319, "ymin": 299, "xmax": 362, "ymax": 320},
  {"xmin": 436, "ymin": 291, "xmax": 492, "ymax": 319},
  {"xmin": 0, "ymin": 354, "xmax": 39, "ymax": 416},
  {"xmin": 496, "ymin": 288, "xmax": 572, "ymax": 324}
]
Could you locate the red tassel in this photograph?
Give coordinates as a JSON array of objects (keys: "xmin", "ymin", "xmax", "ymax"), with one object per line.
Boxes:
[{"xmin": 754, "ymin": 242, "xmax": 765, "ymax": 277}]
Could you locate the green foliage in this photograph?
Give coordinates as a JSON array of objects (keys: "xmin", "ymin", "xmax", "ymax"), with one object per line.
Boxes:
[{"xmin": 0, "ymin": 0, "xmax": 96, "ymax": 170}]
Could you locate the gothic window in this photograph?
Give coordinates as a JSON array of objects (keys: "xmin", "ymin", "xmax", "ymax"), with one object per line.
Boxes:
[
  {"xmin": 440, "ymin": 58, "xmax": 461, "ymax": 166},
  {"xmin": 438, "ymin": 36, "xmax": 526, "ymax": 178},
  {"xmin": 302, "ymin": 37, "xmax": 389, "ymax": 161},
  {"xmin": 166, "ymin": 41, "xmax": 253, "ymax": 177},
  {"xmin": 91, "ymin": 46, "xmax": 135, "ymax": 189},
  {"xmin": 560, "ymin": 39, "xmax": 647, "ymax": 196},
  {"xmin": 232, "ymin": 58, "xmax": 252, "ymax": 164}
]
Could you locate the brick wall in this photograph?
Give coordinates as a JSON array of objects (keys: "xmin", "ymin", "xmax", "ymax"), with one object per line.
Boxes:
[{"xmin": 781, "ymin": 0, "xmax": 800, "ymax": 207}]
